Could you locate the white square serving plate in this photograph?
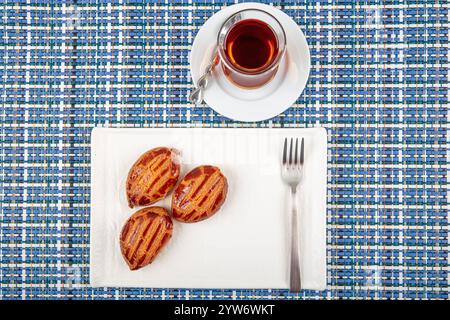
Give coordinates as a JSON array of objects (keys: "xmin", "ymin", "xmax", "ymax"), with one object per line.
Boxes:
[{"xmin": 90, "ymin": 128, "xmax": 327, "ymax": 289}]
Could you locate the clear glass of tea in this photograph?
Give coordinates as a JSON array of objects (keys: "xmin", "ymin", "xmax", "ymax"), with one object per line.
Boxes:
[{"xmin": 217, "ymin": 9, "xmax": 286, "ymax": 89}]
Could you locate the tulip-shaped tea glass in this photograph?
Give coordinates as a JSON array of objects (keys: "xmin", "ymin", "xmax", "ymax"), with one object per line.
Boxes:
[{"xmin": 217, "ymin": 9, "xmax": 287, "ymax": 89}]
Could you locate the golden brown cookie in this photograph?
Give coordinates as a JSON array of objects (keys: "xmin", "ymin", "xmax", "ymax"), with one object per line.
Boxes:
[
  {"xmin": 172, "ymin": 165, "xmax": 228, "ymax": 223},
  {"xmin": 126, "ymin": 147, "xmax": 180, "ymax": 208},
  {"xmin": 120, "ymin": 207, "xmax": 173, "ymax": 271}
]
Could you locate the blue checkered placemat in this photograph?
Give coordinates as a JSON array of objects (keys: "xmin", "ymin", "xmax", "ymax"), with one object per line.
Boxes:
[{"xmin": 0, "ymin": 0, "xmax": 448, "ymax": 300}]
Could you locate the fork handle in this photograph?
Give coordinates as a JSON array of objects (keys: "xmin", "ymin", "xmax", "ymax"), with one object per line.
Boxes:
[{"xmin": 290, "ymin": 187, "xmax": 301, "ymax": 292}]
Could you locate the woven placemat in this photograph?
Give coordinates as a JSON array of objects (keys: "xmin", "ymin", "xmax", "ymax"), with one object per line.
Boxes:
[{"xmin": 0, "ymin": 0, "xmax": 448, "ymax": 299}]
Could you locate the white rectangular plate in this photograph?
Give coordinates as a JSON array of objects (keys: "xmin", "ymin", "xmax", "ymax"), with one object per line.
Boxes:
[{"xmin": 90, "ymin": 128, "xmax": 327, "ymax": 289}]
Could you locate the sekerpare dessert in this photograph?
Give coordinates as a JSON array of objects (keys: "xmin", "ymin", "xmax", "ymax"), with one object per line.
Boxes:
[
  {"xmin": 172, "ymin": 165, "xmax": 228, "ymax": 223},
  {"xmin": 126, "ymin": 147, "xmax": 180, "ymax": 208},
  {"xmin": 120, "ymin": 207, "xmax": 173, "ymax": 270}
]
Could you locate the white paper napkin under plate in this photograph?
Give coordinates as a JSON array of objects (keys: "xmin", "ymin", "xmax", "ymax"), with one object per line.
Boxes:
[{"xmin": 90, "ymin": 128, "xmax": 327, "ymax": 290}]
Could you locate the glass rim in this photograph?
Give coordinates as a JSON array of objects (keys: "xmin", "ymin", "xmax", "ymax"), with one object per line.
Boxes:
[{"xmin": 217, "ymin": 8, "xmax": 287, "ymax": 76}]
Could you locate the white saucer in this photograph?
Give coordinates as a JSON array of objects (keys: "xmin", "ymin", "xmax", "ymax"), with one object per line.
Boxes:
[{"xmin": 190, "ymin": 2, "xmax": 311, "ymax": 122}]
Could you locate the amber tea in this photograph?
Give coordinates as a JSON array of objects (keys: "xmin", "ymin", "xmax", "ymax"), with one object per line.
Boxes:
[
  {"xmin": 225, "ymin": 19, "xmax": 279, "ymax": 72},
  {"xmin": 218, "ymin": 10, "xmax": 286, "ymax": 89}
]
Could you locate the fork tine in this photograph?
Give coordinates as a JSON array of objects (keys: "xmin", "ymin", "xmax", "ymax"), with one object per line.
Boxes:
[
  {"xmin": 300, "ymin": 137, "xmax": 304, "ymax": 165},
  {"xmin": 294, "ymin": 138, "xmax": 298, "ymax": 165},
  {"xmin": 283, "ymin": 138, "xmax": 287, "ymax": 165},
  {"xmin": 289, "ymin": 138, "xmax": 293, "ymax": 165}
]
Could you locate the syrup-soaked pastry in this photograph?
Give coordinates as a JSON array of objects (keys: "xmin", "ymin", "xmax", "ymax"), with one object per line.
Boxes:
[
  {"xmin": 120, "ymin": 207, "xmax": 173, "ymax": 271},
  {"xmin": 126, "ymin": 147, "xmax": 180, "ymax": 208},
  {"xmin": 172, "ymin": 165, "xmax": 228, "ymax": 223}
]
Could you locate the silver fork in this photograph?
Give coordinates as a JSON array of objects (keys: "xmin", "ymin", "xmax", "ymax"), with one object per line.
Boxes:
[{"xmin": 281, "ymin": 137, "xmax": 304, "ymax": 292}]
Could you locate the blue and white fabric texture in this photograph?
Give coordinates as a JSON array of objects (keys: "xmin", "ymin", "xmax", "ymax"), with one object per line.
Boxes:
[{"xmin": 0, "ymin": 0, "xmax": 448, "ymax": 299}]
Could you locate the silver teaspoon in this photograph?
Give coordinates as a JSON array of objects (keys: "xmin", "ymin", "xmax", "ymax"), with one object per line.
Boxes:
[{"xmin": 189, "ymin": 47, "xmax": 218, "ymax": 105}]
